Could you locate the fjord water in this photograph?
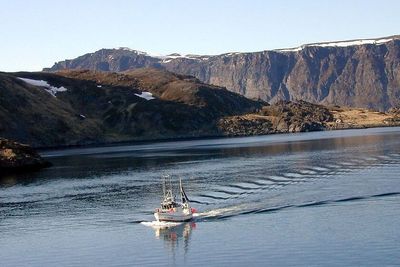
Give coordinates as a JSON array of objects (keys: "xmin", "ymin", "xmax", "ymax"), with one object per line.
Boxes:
[{"xmin": 1, "ymin": 128, "xmax": 400, "ymax": 266}]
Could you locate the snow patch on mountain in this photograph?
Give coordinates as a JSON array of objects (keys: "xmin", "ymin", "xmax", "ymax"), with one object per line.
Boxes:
[
  {"xmin": 18, "ymin": 78, "xmax": 67, "ymax": 97},
  {"xmin": 135, "ymin": 91, "xmax": 155, "ymax": 100},
  {"xmin": 158, "ymin": 53, "xmax": 211, "ymax": 63}
]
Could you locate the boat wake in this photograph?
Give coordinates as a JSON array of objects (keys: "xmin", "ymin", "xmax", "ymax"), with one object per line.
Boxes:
[
  {"xmin": 194, "ymin": 205, "xmax": 246, "ymax": 219},
  {"xmin": 136, "ymin": 145, "xmax": 400, "ymax": 225},
  {"xmin": 191, "ymin": 191, "xmax": 400, "ymax": 221}
]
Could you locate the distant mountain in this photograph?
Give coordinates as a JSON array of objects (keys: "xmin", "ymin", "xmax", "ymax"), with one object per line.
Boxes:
[
  {"xmin": 45, "ymin": 35, "xmax": 400, "ymax": 111},
  {"xmin": 0, "ymin": 69, "xmax": 262, "ymax": 147}
]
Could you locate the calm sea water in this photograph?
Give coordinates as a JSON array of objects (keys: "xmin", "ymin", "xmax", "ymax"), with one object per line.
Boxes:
[{"xmin": 1, "ymin": 127, "xmax": 400, "ymax": 266}]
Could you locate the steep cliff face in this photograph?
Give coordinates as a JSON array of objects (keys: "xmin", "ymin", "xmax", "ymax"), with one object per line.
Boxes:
[
  {"xmin": 46, "ymin": 36, "xmax": 400, "ymax": 111},
  {"xmin": 162, "ymin": 38, "xmax": 400, "ymax": 111}
]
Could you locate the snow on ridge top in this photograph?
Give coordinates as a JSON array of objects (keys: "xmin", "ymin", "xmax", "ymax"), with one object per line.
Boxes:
[
  {"xmin": 164, "ymin": 53, "xmax": 203, "ymax": 59},
  {"xmin": 275, "ymin": 36, "xmax": 398, "ymax": 53},
  {"xmin": 135, "ymin": 91, "xmax": 155, "ymax": 100},
  {"xmin": 112, "ymin": 48, "xmax": 212, "ymax": 62},
  {"xmin": 18, "ymin": 77, "xmax": 67, "ymax": 97},
  {"xmin": 221, "ymin": 52, "xmax": 244, "ymax": 57},
  {"xmin": 275, "ymin": 46, "xmax": 304, "ymax": 52},
  {"xmin": 309, "ymin": 37, "xmax": 395, "ymax": 48},
  {"xmin": 159, "ymin": 53, "xmax": 211, "ymax": 63},
  {"xmin": 117, "ymin": 47, "xmax": 148, "ymax": 55}
]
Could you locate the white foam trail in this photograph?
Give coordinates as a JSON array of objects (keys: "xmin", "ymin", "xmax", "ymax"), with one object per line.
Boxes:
[
  {"xmin": 268, "ymin": 175, "xmax": 292, "ymax": 181},
  {"xmin": 341, "ymin": 162, "xmax": 355, "ymax": 166},
  {"xmin": 377, "ymin": 155, "xmax": 391, "ymax": 160},
  {"xmin": 197, "ymin": 205, "xmax": 243, "ymax": 218},
  {"xmin": 254, "ymin": 179, "xmax": 274, "ymax": 185},
  {"xmin": 311, "ymin": 166, "xmax": 330, "ymax": 171},
  {"xmin": 363, "ymin": 157, "xmax": 378, "ymax": 161},
  {"xmin": 324, "ymin": 164, "xmax": 341, "ymax": 168},
  {"xmin": 141, "ymin": 221, "xmax": 183, "ymax": 229}
]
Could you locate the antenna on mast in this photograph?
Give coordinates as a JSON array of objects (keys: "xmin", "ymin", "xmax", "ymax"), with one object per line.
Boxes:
[{"xmin": 162, "ymin": 175, "xmax": 166, "ymax": 200}]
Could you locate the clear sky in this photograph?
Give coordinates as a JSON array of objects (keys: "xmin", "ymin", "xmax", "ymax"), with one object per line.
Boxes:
[{"xmin": 1, "ymin": 0, "xmax": 399, "ymax": 71}]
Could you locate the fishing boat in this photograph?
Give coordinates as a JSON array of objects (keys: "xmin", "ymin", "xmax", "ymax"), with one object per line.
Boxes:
[{"xmin": 154, "ymin": 175, "xmax": 195, "ymax": 222}]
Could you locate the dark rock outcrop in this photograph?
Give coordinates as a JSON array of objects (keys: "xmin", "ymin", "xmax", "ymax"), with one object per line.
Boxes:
[
  {"xmin": 0, "ymin": 138, "xmax": 50, "ymax": 174},
  {"xmin": 218, "ymin": 115, "xmax": 273, "ymax": 136},
  {"xmin": 260, "ymin": 100, "xmax": 333, "ymax": 132},
  {"xmin": 218, "ymin": 100, "xmax": 334, "ymax": 136},
  {"xmin": 388, "ymin": 106, "xmax": 400, "ymax": 116},
  {"xmin": 45, "ymin": 35, "xmax": 400, "ymax": 111}
]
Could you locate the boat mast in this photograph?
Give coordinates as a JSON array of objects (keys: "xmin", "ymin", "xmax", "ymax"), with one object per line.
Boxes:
[
  {"xmin": 180, "ymin": 178, "xmax": 183, "ymax": 203},
  {"xmin": 162, "ymin": 175, "xmax": 166, "ymax": 200},
  {"xmin": 169, "ymin": 175, "xmax": 173, "ymax": 198},
  {"xmin": 162, "ymin": 174, "xmax": 175, "ymax": 201}
]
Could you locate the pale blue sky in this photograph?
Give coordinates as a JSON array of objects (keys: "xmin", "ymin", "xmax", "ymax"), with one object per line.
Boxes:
[{"xmin": 1, "ymin": 0, "xmax": 399, "ymax": 71}]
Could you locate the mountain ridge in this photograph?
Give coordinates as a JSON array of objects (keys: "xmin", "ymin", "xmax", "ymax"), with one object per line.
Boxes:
[
  {"xmin": 274, "ymin": 35, "xmax": 400, "ymax": 52},
  {"xmin": 46, "ymin": 35, "xmax": 400, "ymax": 63},
  {"xmin": 45, "ymin": 35, "xmax": 400, "ymax": 111}
]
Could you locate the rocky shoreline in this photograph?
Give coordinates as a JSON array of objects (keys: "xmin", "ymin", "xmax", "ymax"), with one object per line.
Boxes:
[
  {"xmin": 0, "ymin": 138, "xmax": 51, "ymax": 175},
  {"xmin": 1, "ymin": 103, "xmax": 399, "ymax": 175},
  {"xmin": 218, "ymin": 101, "xmax": 400, "ymax": 137}
]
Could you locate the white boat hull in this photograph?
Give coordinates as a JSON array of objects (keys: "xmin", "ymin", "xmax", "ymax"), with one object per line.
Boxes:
[
  {"xmin": 154, "ymin": 211, "xmax": 193, "ymax": 222},
  {"xmin": 154, "ymin": 176, "xmax": 194, "ymax": 222}
]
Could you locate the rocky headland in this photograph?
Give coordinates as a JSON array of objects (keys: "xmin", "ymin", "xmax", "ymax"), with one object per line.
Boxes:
[
  {"xmin": 1, "ymin": 68, "xmax": 399, "ymax": 152},
  {"xmin": 0, "ymin": 69, "xmax": 263, "ymax": 148},
  {"xmin": 218, "ymin": 101, "xmax": 400, "ymax": 137},
  {"xmin": 0, "ymin": 138, "xmax": 50, "ymax": 175}
]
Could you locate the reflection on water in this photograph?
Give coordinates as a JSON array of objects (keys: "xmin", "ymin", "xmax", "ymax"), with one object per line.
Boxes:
[
  {"xmin": 2, "ymin": 127, "xmax": 398, "ymax": 187},
  {"xmin": 0, "ymin": 174, "xmax": 18, "ymax": 187},
  {"xmin": 155, "ymin": 222, "xmax": 196, "ymax": 255},
  {"xmin": 140, "ymin": 221, "xmax": 196, "ymax": 263},
  {"xmin": 0, "ymin": 127, "xmax": 400, "ymax": 266}
]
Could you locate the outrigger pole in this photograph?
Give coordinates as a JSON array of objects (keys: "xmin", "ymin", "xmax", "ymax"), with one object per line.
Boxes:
[{"xmin": 180, "ymin": 178, "xmax": 190, "ymax": 203}]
